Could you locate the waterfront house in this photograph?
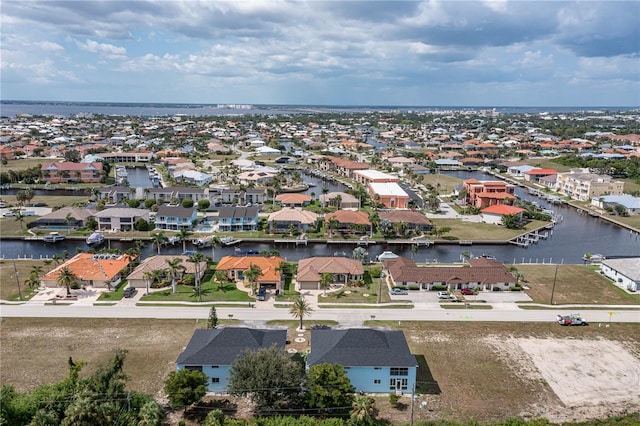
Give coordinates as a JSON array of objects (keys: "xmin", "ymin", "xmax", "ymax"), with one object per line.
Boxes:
[
  {"xmin": 28, "ymin": 206, "xmax": 95, "ymax": 230},
  {"xmin": 97, "ymin": 151, "xmax": 154, "ymax": 163},
  {"xmin": 324, "ymin": 210, "xmax": 372, "ymax": 236},
  {"xmin": 93, "ymin": 207, "xmax": 150, "ymax": 231},
  {"xmin": 41, "ymin": 161, "xmax": 104, "ymax": 184},
  {"xmin": 98, "ymin": 186, "xmax": 139, "ymax": 203},
  {"xmin": 243, "ymin": 188, "xmax": 268, "ymax": 205},
  {"xmin": 215, "ymin": 256, "xmax": 285, "ymax": 291},
  {"xmin": 126, "ymin": 255, "xmax": 206, "ymax": 288},
  {"xmin": 383, "ymin": 257, "xmax": 517, "ymax": 291},
  {"xmin": 176, "ymin": 327, "xmax": 287, "ymax": 392},
  {"xmin": 523, "ymin": 168, "xmax": 558, "ymax": 184},
  {"xmin": 237, "ymin": 170, "xmax": 276, "ymax": 185},
  {"xmin": 319, "ymin": 192, "xmax": 360, "ymax": 209},
  {"xmin": 318, "ymin": 156, "xmax": 368, "ymax": 178},
  {"xmin": 146, "ymin": 187, "xmax": 209, "ymax": 203},
  {"xmin": 463, "ymin": 179, "xmax": 516, "ymax": 208},
  {"xmin": 173, "ymin": 169, "xmax": 213, "ymax": 186},
  {"xmin": 217, "ymin": 206, "xmax": 259, "ymax": 232},
  {"xmin": 307, "ymin": 328, "xmax": 417, "ymax": 394},
  {"xmin": 368, "ymin": 182, "xmax": 410, "ymax": 209},
  {"xmin": 556, "ymin": 169, "xmax": 624, "ymax": 201},
  {"xmin": 275, "ymin": 193, "xmax": 312, "ymax": 207},
  {"xmin": 600, "ymin": 258, "xmax": 640, "ymax": 292},
  {"xmin": 480, "ymin": 204, "xmax": 526, "ymax": 225},
  {"xmin": 267, "ymin": 208, "xmax": 318, "ymax": 234},
  {"xmin": 353, "ymin": 169, "xmax": 399, "ymax": 186},
  {"xmin": 155, "ymin": 205, "xmax": 197, "ymax": 231},
  {"xmin": 591, "ymin": 194, "xmax": 640, "ymax": 215},
  {"xmin": 41, "ymin": 253, "xmax": 133, "ymax": 289},
  {"xmin": 378, "ymin": 210, "xmax": 433, "ymax": 232},
  {"xmin": 296, "ymin": 256, "xmax": 364, "ymax": 290}
]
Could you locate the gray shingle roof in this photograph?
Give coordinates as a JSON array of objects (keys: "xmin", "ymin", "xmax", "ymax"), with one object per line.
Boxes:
[
  {"xmin": 176, "ymin": 327, "xmax": 287, "ymax": 365},
  {"xmin": 307, "ymin": 329, "xmax": 417, "ymax": 368}
]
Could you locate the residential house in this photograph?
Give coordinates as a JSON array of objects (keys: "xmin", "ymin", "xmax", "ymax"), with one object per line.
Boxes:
[
  {"xmin": 28, "ymin": 206, "xmax": 95, "ymax": 230},
  {"xmin": 41, "ymin": 253, "xmax": 134, "ymax": 288},
  {"xmin": 600, "ymin": 258, "xmax": 640, "ymax": 292},
  {"xmin": 463, "ymin": 179, "xmax": 516, "ymax": 208},
  {"xmin": 93, "ymin": 207, "xmax": 150, "ymax": 231},
  {"xmin": 275, "ymin": 193, "xmax": 312, "ymax": 207},
  {"xmin": 267, "ymin": 208, "xmax": 318, "ymax": 234},
  {"xmin": 155, "ymin": 205, "xmax": 197, "ymax": 231},
  {"xmin": 173, "ymin": 169, "xmax": 213, "ymax": 186},
  {"xmin": 41, "ymin": 161, "xmax": 104, "ymax": 183},
  {"xmin": 146, "ymin": 187, "xmax": 209, "ymax": 203},
  {"xmin": 523, "ymin": 168, "xmax": 558, "ymax": 184},
  {"xmin": 480, "ymin": 204, "xmax": 526, "ymax": 225},
  {"xmin": 296, "ymin": 257, "xmax": 364, "ymax": 290},
  {"xmin": 591, "ymin": 194, "xmax": 640, "ymax": 215},
  {"xmin": 237, "ymin": 171, "xmax": 276, "ymax": 185},
  {"xmin": 368, "ymin": 182, "xmax": 410, "ymax": 209},
  {"xmin": 383, "ymin": 257, "xmax": 517, "ymax": 291},
  {"xmin": 97, "ymin": 152, "xmax": 154, "ymax": 163},
  {"xmin": 176, "ymin": 327, "xmax": 287, "ymax": 392},
  {"xmin": 215, "ymin": 256, "xmax": 285, "ymax": 291},
  {"xmin": 378, "ymin": 211, "xmax": 433, "ymax": 232},
  {"xmin": 98, "ymin": 186, "xmax": 139, "ymax": 203},
  {"xmin": 243, "ymin": 188, "xmax": 268, "ymax": 205},
  {"xmin": 353, "ymin": 169, "xmax": 399, "ymax": 186},
  {"xmin": 217, "ymin": 206, "xmax": 260, "ymax": 232},
  {"xmin": 506, "ymin": 164, "xmax": 535, "ymax": 178},
  {"xmin": 325, "ymin": 210, "xmax": 372, "ymax": 236},
  {"xmin": 319, "ymin": 192, "xmax": 360, "ymax": 209},
  {"xmin": 556, "ymin": 169, "xmax": 624, "ymax": 201},
  {"xmin": 126, "ymin": 255, "xmax": 206, "ymax": 288},
  {"xmin": 307, "ymin": 329, "xmax": 417, "ymax": 394},
  {"xmin": 220, "ymin": 188, "xmax": 242, "ymax": 204},
  {"xmin": 319, "ymin": 156, "xmax": 369, "ymax": 178}
]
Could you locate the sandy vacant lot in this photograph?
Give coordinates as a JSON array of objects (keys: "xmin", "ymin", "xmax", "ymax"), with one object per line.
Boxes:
[{"xmin": 488, "ymin": 336, "xmax": 640, "ymax": 423}]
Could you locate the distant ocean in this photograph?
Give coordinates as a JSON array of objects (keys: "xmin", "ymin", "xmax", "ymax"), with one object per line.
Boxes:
[{"xmin": 0, "ymin": 100, "xmax": 636, "ymax": 118}]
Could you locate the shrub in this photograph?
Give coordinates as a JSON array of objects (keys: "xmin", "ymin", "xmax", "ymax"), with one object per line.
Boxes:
[
  {"xmin": 408, "ymin": 285, "xmax": 420, "ymax": 290},
  {"xmin": 389, "ymin": 392, "xmax": 400, "ymax": 407},
  {"xmin": 183, "ymin": 275, "xmax": 195, "ymax": 286},
  {"xmin": 181, "ymin": 199, "xmax": 194, "ymax": 208},
  {"xmin": 369, "ymin": 266, "xmax": 382, "ymax": 278},
  {"xmin": 510, "ymin": 286, "xmax": 522, "ymax": 291},
  {"xmin": 198, "ymin": 199, "xmax": 211, "ymax": 210},
  {"xmin": 431, "ymin": 285, "xmax": 447, "ymax": 291},
  {"xmin": 144, "ymin": 199, "xmax": 155, "ymax": 209}
]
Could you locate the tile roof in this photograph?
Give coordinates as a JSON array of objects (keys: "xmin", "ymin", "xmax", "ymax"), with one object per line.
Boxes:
[
  {"xmin": 127, "ymin": 255, "xmax": 206, "ymax": 280},
  {"xmin": 215, "ymin": 256, "xmax": 284, "ymax": 283},
  {"xmin": 176, "ymin": 327, "xmax": 287, "ymax": 365},
  {"xmin": 268, "ymin": 208, "xmax": 318, "ymax": 224},
  {"xmin": 42, "ymin": 253, "xmax": 134, "ymax": 282},
  {"xmin": 297, "ymin": 257, "xmax": 364, "ymax": 282},
  {"xmin": 275, "ymin": 193, "xmax": 313, "ymax": 204},
  {"xmin": 325, "ymin": 210, "xmax": 371, "ymax": 226},
  {"xmin": 307, "ymin": 329, "xmax": 417, "ymax": 367},
  {"xmin": 481, "ymin": 204, "xmax": 525, "ymax": 215}
]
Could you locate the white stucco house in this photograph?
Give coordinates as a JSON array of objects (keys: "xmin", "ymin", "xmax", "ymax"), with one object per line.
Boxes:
[{"xmin": 600, "ymin": 258, "xmax": 640, "ymax": 292}]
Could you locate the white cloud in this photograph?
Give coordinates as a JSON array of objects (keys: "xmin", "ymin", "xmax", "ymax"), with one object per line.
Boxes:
[{"xmin": 76, "ymin": 39, "xmax": 127, "ymax": 59}]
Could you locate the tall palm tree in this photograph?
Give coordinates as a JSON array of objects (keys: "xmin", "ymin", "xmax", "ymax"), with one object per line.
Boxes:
[
  {"xmin": 14, "ymin": 211, "xmax": 25, "ymax": 234},
  {"xmin": 165, "ymin": 257, "xmax": 185, "ymax": 294},
  {"xmin": 65, "ymin": 213, "xmax": 74, "ymax": 234},
  {"xmin": 177, "ymin": 228, "xmax": 192, "ymax": 253},
  {"xmin": 350, "ymin": 394, "xmax": 377, "ymax": 425},
  {"xmin": 188, "ymin": 251, "xmax": 205, "ymax": 301},
  {"xmin": 143, "ymin": 271, "xmax": 154, "ymax": 296},
  {"xmin": 320, "ymin": 272, "xmax": 333, "ymax": 295},
  {"xmin": 209, "ymin": 235, "xmax": 221, "ymax": 262},
  {"xmin": 289, "ymin": 297, "xmax": 313, "ymax": 331},
  {"xmin": 214, "ymin": 269, "xmax": 228, "ymax": 291},
  {"xmin": 56, "ymin": 266, "xmax": 78, "ymax": 297},
  {"xmin": 30, "ymin": 265, "xmax": 44, "ymax": 278},
  {"xmin": 150, "ymin": 231, "xmax": 169, "ymax": 255},
  {"xmin": 244, "ymin": 263, "xmax": 262, "ymax": 296},
  {"xmin": 24, "ymin": 273, "xmax": 41, "ymax": 291}
]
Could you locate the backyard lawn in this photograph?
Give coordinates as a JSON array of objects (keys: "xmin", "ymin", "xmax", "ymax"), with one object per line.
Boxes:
[{"xmin": 430, "ymin": 218, "xmax": 548, "ymax": 241}]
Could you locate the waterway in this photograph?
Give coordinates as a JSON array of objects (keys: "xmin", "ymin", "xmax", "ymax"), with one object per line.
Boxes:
[{"xmin": 1, "ymin": 170, "xmax": 638, "ymax": 263}]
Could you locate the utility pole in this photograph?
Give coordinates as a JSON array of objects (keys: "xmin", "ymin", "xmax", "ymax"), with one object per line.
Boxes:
[
  {"xmin": 409, "ymin": 381, "xmax": 416, "ymax": 426},
  {"xmin": 550, "ymin": 263, "xmax": 559, "ymax": 305},
  {"xmin": 13, "ymin": 262, "xmax": 23, "ymax": 301},
  {"xmin": 377, "ymin": 273, "xmax": 382, "ymax": 304}
]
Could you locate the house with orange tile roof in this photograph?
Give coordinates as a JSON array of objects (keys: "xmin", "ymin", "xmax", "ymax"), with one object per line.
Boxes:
[
  {"xmin": 523, "ymin": 168, "xmax": 558, "ymax": 184},
  {"xmin": 296, "ymin": 256, "xmax": 364, "ymax": 290},
  {"xmin": 463, "ymin": 179, "xmax": 515, "ymax": 208},
  {"xmin": 480, "ymin": 204, "xmax": 525, "ymax": 225},
  {"xmin": 215, "ymin": 255, "xmax": 285, "ymax": 290},
  {"xmin": 325, "ymin": 210, "xmax": 372, "ymax": 236},
  {"xmin": 41, "ymin": 161, "xmax": 104, "ymax": 183},
  {"xmin": 319, "ymin": 156, "xmax": 368, "ymax": 178},
  {"xmin": 41, "ymin": 253, "xmax": 134, "ymax": 288}
]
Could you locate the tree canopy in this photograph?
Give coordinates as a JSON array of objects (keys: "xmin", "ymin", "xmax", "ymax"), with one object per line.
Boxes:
[
  {"xmin": 164, "ymin": 368, "xmax": 207, "ymax": 412},
  {"xmin": 306, "ymin": 363, "xmax": 355, "ymax": 414}
]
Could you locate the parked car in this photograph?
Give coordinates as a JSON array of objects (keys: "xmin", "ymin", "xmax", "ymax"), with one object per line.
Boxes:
[
  {"xmin": 2, "ymin": 211, "xmax": 16, "ymax": 217},
  {"xmin": 256, "ymin": 287, "xmax": 266, "ymax": 301},
  {"xmin": 437, "ymin": 291, "xmax": 455, "ymax": 300},
  {"xmin": 32, "ymin": 202, "xmax": 48, "ymax": 207},
  {"xmin": 123, "ymin": 287, "xmax": 137, "ymax": 298},
  {"xmin": 390, "ymin": 288, "xmax": 409, "ymax": 295},
  {"xmin": 0, "ymin": 201, "xmax": 7, "ymax": 208},
  {"xmin": 460, "ymin": 288, "xmax": 475, "ymax": 296}
]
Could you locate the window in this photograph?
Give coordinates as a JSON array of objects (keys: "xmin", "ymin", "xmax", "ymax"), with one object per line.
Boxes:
[
  {"xmin": 211, "ymin": 365, "xmax": 219, "ymax": 368},
  {"xmin": 389, "ymin": 378, "xmax": 408, "ymax": 391},
  {"xmin": 185, "ymin": 366, "xmax": 202, "ymax": 372},
  {"xmin": 211, "ymin": 378, "xmax": 220, "ymax": 383},
  {"xmin": 374, "ymin": 379, "xmax": 381, "ymax": 384},
  {"xmin": 390, "ymin": 368, "xmax": 408, "ymax": 376}
]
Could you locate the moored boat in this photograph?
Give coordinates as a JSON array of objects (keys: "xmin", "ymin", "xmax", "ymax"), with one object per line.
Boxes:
[
  {"xmin": 43, "ymin": 232, "xmax": 66, "ymax": 243},
  {"xmin": 86, "ymin": 232, "xmax": 105, "ymax": 245}
]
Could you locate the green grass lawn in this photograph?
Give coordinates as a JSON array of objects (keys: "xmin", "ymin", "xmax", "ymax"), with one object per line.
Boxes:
[
  {"xmin": 416, "ymin": 173, "xmax": 463, "ymax": 194},
  {"xmin": 1, "ymin": 158, "xmax": 51, "ymax": 171},
  {"xmin": 140, "ymin": 282, "xmax": 254, "ymax": 302},
  {"xmin": 97, "ymin": 280, "xmax": 128, "ymax": 301},
  {"xmin": 320, "ymin": 286, "xmax": 382, "ymax": 303},
  {"xmin": 429, "ymin": 218, "xmax": 548, "ymax": 241}
]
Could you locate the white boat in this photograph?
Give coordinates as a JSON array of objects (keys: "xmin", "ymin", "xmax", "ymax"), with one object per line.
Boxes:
[
  {"xmin": 167, "ymin": 236, "xmax": 180, "ymax": 245},
  {"xmin": 86, "ymin": 232, "xmax": 105, "ymax": 245},
  {"xmin": 116, "ymin": 166, "xmax": 128, "ymax": 177},
  {"xmin": 43, "ymin": 232, "xmax": 66, "ymax": 243},
  {"xmin": 376, "ymin": 251, "xmax": 399, "ymax": 261}
]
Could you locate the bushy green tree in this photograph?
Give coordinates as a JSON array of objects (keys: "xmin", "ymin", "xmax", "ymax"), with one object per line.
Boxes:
[
  {"xmin": 181, "ymin": 198, "xmax": 194, "ymax": 208},
  {"xmin": 198, "ymin": 199, "xmax": 211, "ymax": 210},
  {"xmin": 206, "ymin": 305, "xmax": 219, "ymax": 329},
  {"xmin": 164, "ymin": 369, "xmax": 207, "ymax": 412},
  {"xmin": 306, "ymin": 363, "xmax": 354, "ymax": 414}
]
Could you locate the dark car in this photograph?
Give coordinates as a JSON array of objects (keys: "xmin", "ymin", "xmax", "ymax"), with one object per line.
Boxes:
[
  {"xmin": 256, "ymin": 287, "xmax": 266, "ymax": 301},
  {"xmin": 460, "ymin": 288, "xmax": 475, "ymax": 296},
  {"xmin": 123, "ymin": 287, "xmax": 137, "ymax": 298},
  {"xmin": 32, "ymin": 202, "xmax": 48, "ymax": 207}
]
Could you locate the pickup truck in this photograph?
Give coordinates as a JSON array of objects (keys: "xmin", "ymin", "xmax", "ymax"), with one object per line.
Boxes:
[{"xmin": 557, "ymin": 314, "xmax": 588, "ymax": 326}]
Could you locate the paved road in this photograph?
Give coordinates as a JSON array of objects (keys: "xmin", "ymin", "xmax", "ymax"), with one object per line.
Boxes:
[{"xmin": 2, "ymin": 304, "xmax": 638, "ymax": 325}]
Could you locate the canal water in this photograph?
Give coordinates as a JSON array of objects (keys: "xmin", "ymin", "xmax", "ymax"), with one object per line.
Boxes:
[{"xmin": 2, "ymin": 170, "xmax": 639, "ymax": 263}]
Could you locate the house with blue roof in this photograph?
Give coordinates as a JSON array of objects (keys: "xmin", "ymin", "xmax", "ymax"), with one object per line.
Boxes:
[
  {"xmin": 175, "ymin": 327, "xmax": 287, "ymax": 392},
  {"xmin": 592, "ymin": 194, "xmax": 640, "ymax": 215},
  {"xmin": 307, "ymin": 328, "xmax": 418, "ymax": 394}
]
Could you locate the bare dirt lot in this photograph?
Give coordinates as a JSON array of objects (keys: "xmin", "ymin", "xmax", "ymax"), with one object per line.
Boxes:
[{"xmin": 1, "ymin": 319, "xmax": 639, "ymax": 425}]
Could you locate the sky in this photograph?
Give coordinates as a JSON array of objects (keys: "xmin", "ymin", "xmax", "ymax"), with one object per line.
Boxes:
[{"xmin": 1, "ymin": 0, "xmax": 639, "ymax": 106}]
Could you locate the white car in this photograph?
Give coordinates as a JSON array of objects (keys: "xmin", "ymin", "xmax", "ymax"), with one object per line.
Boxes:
[
  {"xmin": 2, "ymin": 211, "xmax": 16, "ymax": 217},
  {"xmin": 437, "ymin": 291, "xmax": 455, "ymax": 300}
]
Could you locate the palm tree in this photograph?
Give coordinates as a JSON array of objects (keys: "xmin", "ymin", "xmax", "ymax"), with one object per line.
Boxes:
[
  {"xmin": 209, "ymin": 235, "xmax": 221, "ymax": 262},
  {"xmin": 52, "ymin": 253, "xmax": 62, "ymax": 265},
  {"xmin": 30, "ymin": 265, "xmax": 44, "ymax": 278},
  {"xmin": 350, "ymin": 394, "xmax": 377, "ymax": 425},
  {"xmin": 326, "ymin": 217, "xmax": 339, "ymax": 238},
  {"xmin": 188, "ymin": 251, "xmax": 205, "ymax": 301},
  {"xmin": 165, "ymin": 257, "xmax": 185, "ymax": 294},
  {"xmin": 177, "ymin": 228, "xmax": 192, "ymax": 253},
  {"xmin": 214, "ymin": 269, "xmax": 228, "ymax": 291},
  {"xmin": 289, "ymin": 297, "xmax": 313, "ymax": 331},
  {"xmin": 24, "ymin": 273, "xmax": 41, "ymax": 291},
  {"xmin": 143, "ymin": 271, "xmax": 154, "ymax": 296},
  {"xmin": 320, "ymin": 272, "xmax": 333, "ymax": 295},
  {"xmin": 56, "ymin": 266, "xmax": 78, "ymax": 297},
  {"xmin": 244, "ymin": 263, "xmax": 262, "ymax": 296},
  {"xmin": 65, "ymin": 213, "xmax": 74, "ymax": 234},
  {"xmin": 14, "ymin": 211, "xmax": 25, "ymax": 234},
  {"xmin": 150, "ymin": 231, "xmax": 169, "ymax": 255}
]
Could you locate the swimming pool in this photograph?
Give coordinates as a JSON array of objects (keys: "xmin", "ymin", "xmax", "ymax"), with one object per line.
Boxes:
[{"xmin": 196, "ymin": 224, "xmax": 215, "ymax": 232}]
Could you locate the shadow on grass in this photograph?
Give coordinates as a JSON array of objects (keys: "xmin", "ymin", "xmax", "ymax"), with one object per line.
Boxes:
[{"xmin": 415, "ymin": 354, "xmax": 441, "ymax": 395}]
